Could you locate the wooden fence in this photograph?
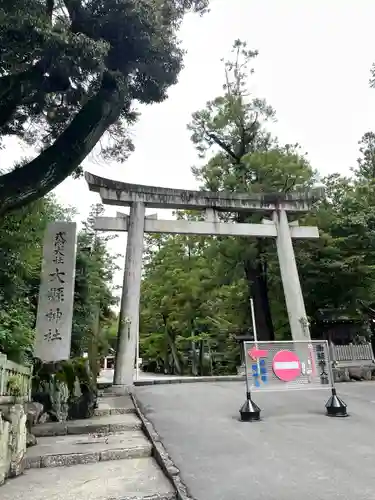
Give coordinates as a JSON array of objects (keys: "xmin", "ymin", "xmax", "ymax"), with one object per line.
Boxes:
[
  {"xmin": 0, "ymin": 353, "xmax": 32, "ymax": 404},
  {"xmin": 330, "ymin": 343, "xmax": 375, "ymax": 364}
]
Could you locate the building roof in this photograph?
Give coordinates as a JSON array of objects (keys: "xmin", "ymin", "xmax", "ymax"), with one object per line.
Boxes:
[{"xmin": 315, "ymin": 308, "xmax": 362, "ymax": 324}]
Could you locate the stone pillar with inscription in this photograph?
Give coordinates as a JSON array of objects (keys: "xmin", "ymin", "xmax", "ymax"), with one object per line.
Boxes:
[
  {"xmin": 34, "ymin": 222, "xmax": 77, "ymax": 362},
  {"xmin": 113, "ymin": 202, "xmax": 146, "ymax": 391},
  {"xmin": 273, "ymin": 209, "xmax": 311, "ymax": 342}
]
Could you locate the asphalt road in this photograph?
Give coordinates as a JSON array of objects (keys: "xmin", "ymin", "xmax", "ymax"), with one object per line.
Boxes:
[{"xmin": 136, "ymin": 381, "xmax": 375, "ymax": 500}]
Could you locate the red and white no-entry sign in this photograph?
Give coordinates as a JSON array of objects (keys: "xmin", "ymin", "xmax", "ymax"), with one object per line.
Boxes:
[{"xmin": 272, "ymin": 350, "xmax": 301, "ymax": 382}]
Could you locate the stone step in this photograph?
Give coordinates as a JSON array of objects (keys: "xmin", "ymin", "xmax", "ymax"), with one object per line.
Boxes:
[
  {"xmin": 1, "ymin": 457, "xmax": 176, "ymax": 500},
  {"xmin": 94, "ymin": 395, "xmax": 135, "ymax": 416},
  {"xmin": 26, "ymin": 430, "xmax": 152, "ymax": 469},
  {"xmin": 32, "ymin": 413, "xmax": 142, "ymax": 437},
  {"xmin": 98, "ymin": 390, "xmax": 122, "ymax": 397}
]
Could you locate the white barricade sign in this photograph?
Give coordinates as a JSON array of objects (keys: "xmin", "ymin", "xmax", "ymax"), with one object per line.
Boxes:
[{"xmin": 244, "ymin": 340, "xmax": 333, "ymax": 392}]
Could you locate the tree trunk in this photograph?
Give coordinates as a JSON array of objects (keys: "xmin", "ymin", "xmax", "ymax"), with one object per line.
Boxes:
[
  {"xmin": 88, "ymin": 305, "xmax": 100, "ymax": 388},
  {"xmin": 0, "ymin": 71, "xmax": 125, "ymax": 215},
  {"xmin": 191, "ymin": 341, "xmax": 198, "ymax": 376},
  {"xmin": 198, "ymin": 340, "xmax": 204, "ymax": 375},
  {"xmin": 163, "ymin": 327, "xmax": 170, "ymax": 375},
  {"xmin": 165, "ymin": 327, "xmax": 182, "ymax": 375},
  {"xmin": 244, "ymin": 258, "xmax": 274, "ymax": 341}
]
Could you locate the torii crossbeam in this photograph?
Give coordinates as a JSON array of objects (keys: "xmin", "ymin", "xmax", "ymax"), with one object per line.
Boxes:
[{"xmin": 86, "ymin": 172, "xmax": 322, "ymax": 391}]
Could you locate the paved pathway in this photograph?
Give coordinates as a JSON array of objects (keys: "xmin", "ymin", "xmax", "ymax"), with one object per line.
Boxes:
[
  {"xmin": 98, "ymin": 369, "xmax": 180, "ymax": 385},
  {"xmin": 136, "ymin": 381, "xmax": 375, "ymax": 500}
]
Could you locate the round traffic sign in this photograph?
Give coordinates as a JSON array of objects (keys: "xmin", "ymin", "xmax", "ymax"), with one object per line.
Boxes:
[{"xmin": 272, "ymin": 350, "xmax": 301, "ymax": 382}]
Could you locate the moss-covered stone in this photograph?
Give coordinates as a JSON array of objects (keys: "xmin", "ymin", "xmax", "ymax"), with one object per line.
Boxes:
[{"xmin": 32, "ymin": 357, "xmax": 97, "ymax": 422}]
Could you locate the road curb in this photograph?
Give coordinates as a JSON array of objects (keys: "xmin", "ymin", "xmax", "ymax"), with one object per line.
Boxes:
[
  {"xmin": 130, "ymin": 392, "xmax": 197, "ymax": 500},
  {"xmin": 134, "ymin": 375, "xmax": 244, "ymax": 386}
]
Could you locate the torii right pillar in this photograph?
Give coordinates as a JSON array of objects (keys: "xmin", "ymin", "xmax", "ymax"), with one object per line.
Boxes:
[{"xmin": 273, "ymin": 208, "xmax": 311, "ymax": 341}]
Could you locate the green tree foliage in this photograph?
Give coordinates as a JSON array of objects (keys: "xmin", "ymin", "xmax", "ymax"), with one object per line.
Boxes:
[
  {"xmin": 0, "ymin": 199, "xmax": 118, "ymax": 364},
  {"xmin": 0, "ymin": 195, "xmax": 72, "ymax": 361},
  {"xmin": 188, "ymin": 40, "xmax": 316, "ymax": 341},
  {"xmin": 290, "ymin": 132, "xmax": 375, "ymax": 320},
  {"xmin": 140, "ymin": 232, "xmax": 246, "ymax": 375},
  {"xmin": 139, "ymin": 42, "xmax": 375, "ymax": 374},
  {"xmin": 71, "ymin": 204, "xmax": 119, "ymax": 358},
  {"xmin": 98, "ymin": 314, "xmax": 119, "ymax": 356},
  {"xmin": 0, "ymin": 0, "xmax": 209, "ymax": 214}
]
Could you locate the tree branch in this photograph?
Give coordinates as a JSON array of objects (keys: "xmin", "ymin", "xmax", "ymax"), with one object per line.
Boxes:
[
  {"xmin": 46, "ymin": 0, "xmax": 54, "ymax": 20},
  {"xmin": 0, "ymin": 59, "xmax": 71, "ymax": 131},
  {"xmin": 63, "ymin": 0, "xmax": 93, "ymax": 36},
  {"xmin": 0, "ymin": 67, "xmax": 47, "ymax": 130},
  {"xmin": 206, "ymin": 131, "xmax": 239, "ymax": 162},
  {"xmin": 237, "ymin": 112, "xmax": 254, "ymax": 159},
  {"xmin": 282, "ymin": 177, "xmax": 296, "ymax": 193},
  {"xmin": 0, "ymin": 72, "xmax": 125, "ymax": 215},
  {"xmin": 63, "ymin": 0, "xmax": 84, "ymax": 22}
]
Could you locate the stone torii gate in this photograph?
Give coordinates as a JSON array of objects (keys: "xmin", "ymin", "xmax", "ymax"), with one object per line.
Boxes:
[{"xmin": 85, "ymin": 172, "xmax": 322, "ymax": 392}]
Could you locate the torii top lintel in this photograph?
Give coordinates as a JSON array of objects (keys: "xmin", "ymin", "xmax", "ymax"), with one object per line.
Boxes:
[{"xmin": 85, "ymin": 172, "xmax": 323, "ymax": 213}]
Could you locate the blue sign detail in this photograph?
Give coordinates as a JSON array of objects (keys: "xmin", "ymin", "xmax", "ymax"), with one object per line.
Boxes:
[{"xmin": 250, "ymin": 360, "xmax": 268, "ymax": 385}]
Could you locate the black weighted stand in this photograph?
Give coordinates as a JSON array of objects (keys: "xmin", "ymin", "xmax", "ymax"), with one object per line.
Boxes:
[
  {"xmin": 240, "ymin": 391, "xmax": 261, "ymax": 421},
  {"xmin": 325, "ymin": 387, "xmax": 348, "ymax": 417}
]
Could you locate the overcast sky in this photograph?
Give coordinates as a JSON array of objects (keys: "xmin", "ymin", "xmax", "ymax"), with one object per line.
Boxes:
[{"xmin": 4, "ymin": 0, "xmax": 375, "ymax": 295}]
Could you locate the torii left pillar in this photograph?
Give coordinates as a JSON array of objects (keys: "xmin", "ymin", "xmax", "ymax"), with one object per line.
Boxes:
[{"xmin": 113, "ymin": 202, "xmax": 145, "ymax": 392}]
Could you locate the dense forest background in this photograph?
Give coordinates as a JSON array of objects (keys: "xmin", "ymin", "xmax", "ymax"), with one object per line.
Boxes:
[
  {"xmin": 2, "ymin": 42, "xmax": 375, "ymax": 376},
  {"xmin": 0, "ymin": 200, "xmax": 119, "ymax": 365},
  {"xmin": 138, "ymin": 42, "xmax": 375, "ymax": 375}
]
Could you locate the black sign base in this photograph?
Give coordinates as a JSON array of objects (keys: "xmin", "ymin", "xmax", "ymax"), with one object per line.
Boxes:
[
  {"xmin": 240, "ymin": 394, "xmax": 261, "ymax": 421},
  {"xmin": 325, "ymin": 388, "xmax": 348, "ymax": 417}
]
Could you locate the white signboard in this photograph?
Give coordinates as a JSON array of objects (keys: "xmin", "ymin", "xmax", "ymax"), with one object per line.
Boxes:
[
  {"xmin": 244, "ymin": 340, "xmax": 332, "ymax": 392},
  {"xmin": 34, "ymin": 222, "xmax": 77, "ymax": 362}
]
